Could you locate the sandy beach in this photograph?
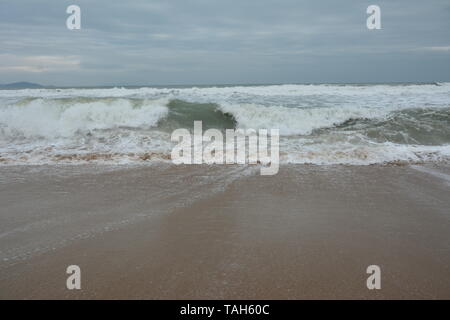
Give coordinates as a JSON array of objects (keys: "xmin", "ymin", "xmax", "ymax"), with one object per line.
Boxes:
[{"xmin": 1, "ymin": 163, "xmax": 449, "ymax": 299}]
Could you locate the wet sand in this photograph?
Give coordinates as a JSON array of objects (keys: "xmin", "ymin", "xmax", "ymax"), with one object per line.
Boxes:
[{"xmin": 0, "ymin": 163, "xmax": 450, "ymax": 299}]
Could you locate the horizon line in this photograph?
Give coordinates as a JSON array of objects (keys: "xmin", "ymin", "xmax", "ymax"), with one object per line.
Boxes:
[{"xmin": 1, "ymin": 80, "xmax": 448, "ymax": 89}]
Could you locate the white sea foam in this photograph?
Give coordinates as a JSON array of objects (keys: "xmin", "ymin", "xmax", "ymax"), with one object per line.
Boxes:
[
  {"xmin": 0, "ymin": 84, "xmax": 449, "ymax": 166},
  {"xmin": 219, "ymin": 103, "xmax": 390, "ymax": 136},
  {"xmin": 1, "ymin": 83, "xmax": 450, "ymax": 99},
  {"xmin": 281, "ymin": 140, "xmax": 450, "ymax": 165},
  {"xmin": 0, "ymin": 98, "xmax": 168, "ymax": 139}
]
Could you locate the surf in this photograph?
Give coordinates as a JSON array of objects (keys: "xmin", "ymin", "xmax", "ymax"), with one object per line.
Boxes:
[{"xmin": 0, "ymin": 83, "xmax": 449, "ymax": 165}]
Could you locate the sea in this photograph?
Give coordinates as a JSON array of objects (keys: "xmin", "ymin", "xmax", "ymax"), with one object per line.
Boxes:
[{"xmin": 1, "ymin": 83, "xmax": 449, "ymax": 165}]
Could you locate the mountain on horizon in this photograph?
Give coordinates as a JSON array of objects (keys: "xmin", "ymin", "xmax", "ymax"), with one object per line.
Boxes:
[{"xmin": 0, "ymin": 82, "xmax": 48, "ymax": 89}]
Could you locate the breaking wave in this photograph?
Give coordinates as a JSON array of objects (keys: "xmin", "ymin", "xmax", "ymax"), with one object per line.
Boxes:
[
  {"xmin": 0, "ymin": 83, "xmax": 449, "ymax": 165},
  {"xmin": 0, "ymin": 97, "xmax": 169, "ymax": 139}
]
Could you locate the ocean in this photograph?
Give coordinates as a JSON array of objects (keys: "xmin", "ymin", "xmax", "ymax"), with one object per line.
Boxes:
[{"xmin": 1, "ymin": 83, "xmax": 449, "ymax": 165}]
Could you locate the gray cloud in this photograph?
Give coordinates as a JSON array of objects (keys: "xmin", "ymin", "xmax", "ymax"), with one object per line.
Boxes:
[{"xmin": 0, "ymin": 0, "xmax": 449, "ymax": 86}]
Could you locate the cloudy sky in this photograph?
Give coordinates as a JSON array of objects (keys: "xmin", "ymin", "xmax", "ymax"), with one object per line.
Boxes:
[{"xmin": 0, "ymin": 0, "xmax": 449, "ymax": 86}]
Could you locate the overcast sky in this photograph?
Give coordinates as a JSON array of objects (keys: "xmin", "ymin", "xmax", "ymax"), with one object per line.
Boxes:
[{"xmin": 0, "ymin": 0, "xmax": 449, "ymax": 86}]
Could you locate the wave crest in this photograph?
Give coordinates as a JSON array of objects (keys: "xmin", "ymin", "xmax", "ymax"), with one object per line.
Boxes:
[{"xmin": 0, "ymin": 97, "xmax": 169, "ymax": 139}]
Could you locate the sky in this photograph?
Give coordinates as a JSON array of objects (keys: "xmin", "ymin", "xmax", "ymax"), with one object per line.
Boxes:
[{"xmin": 0, "ymin": 0, "xmax": 449, "ymax": 86}]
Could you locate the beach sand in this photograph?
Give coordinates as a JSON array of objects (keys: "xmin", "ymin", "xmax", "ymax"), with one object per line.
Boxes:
[{"xmin": 0, "ymin": 163, "xmax": 449, "ymax": 299}]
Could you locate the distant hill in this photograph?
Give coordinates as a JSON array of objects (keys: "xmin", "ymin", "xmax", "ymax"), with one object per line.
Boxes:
[{"xmin": 0, "ymin": 82, "xmax": 48, "ymax": 89}]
